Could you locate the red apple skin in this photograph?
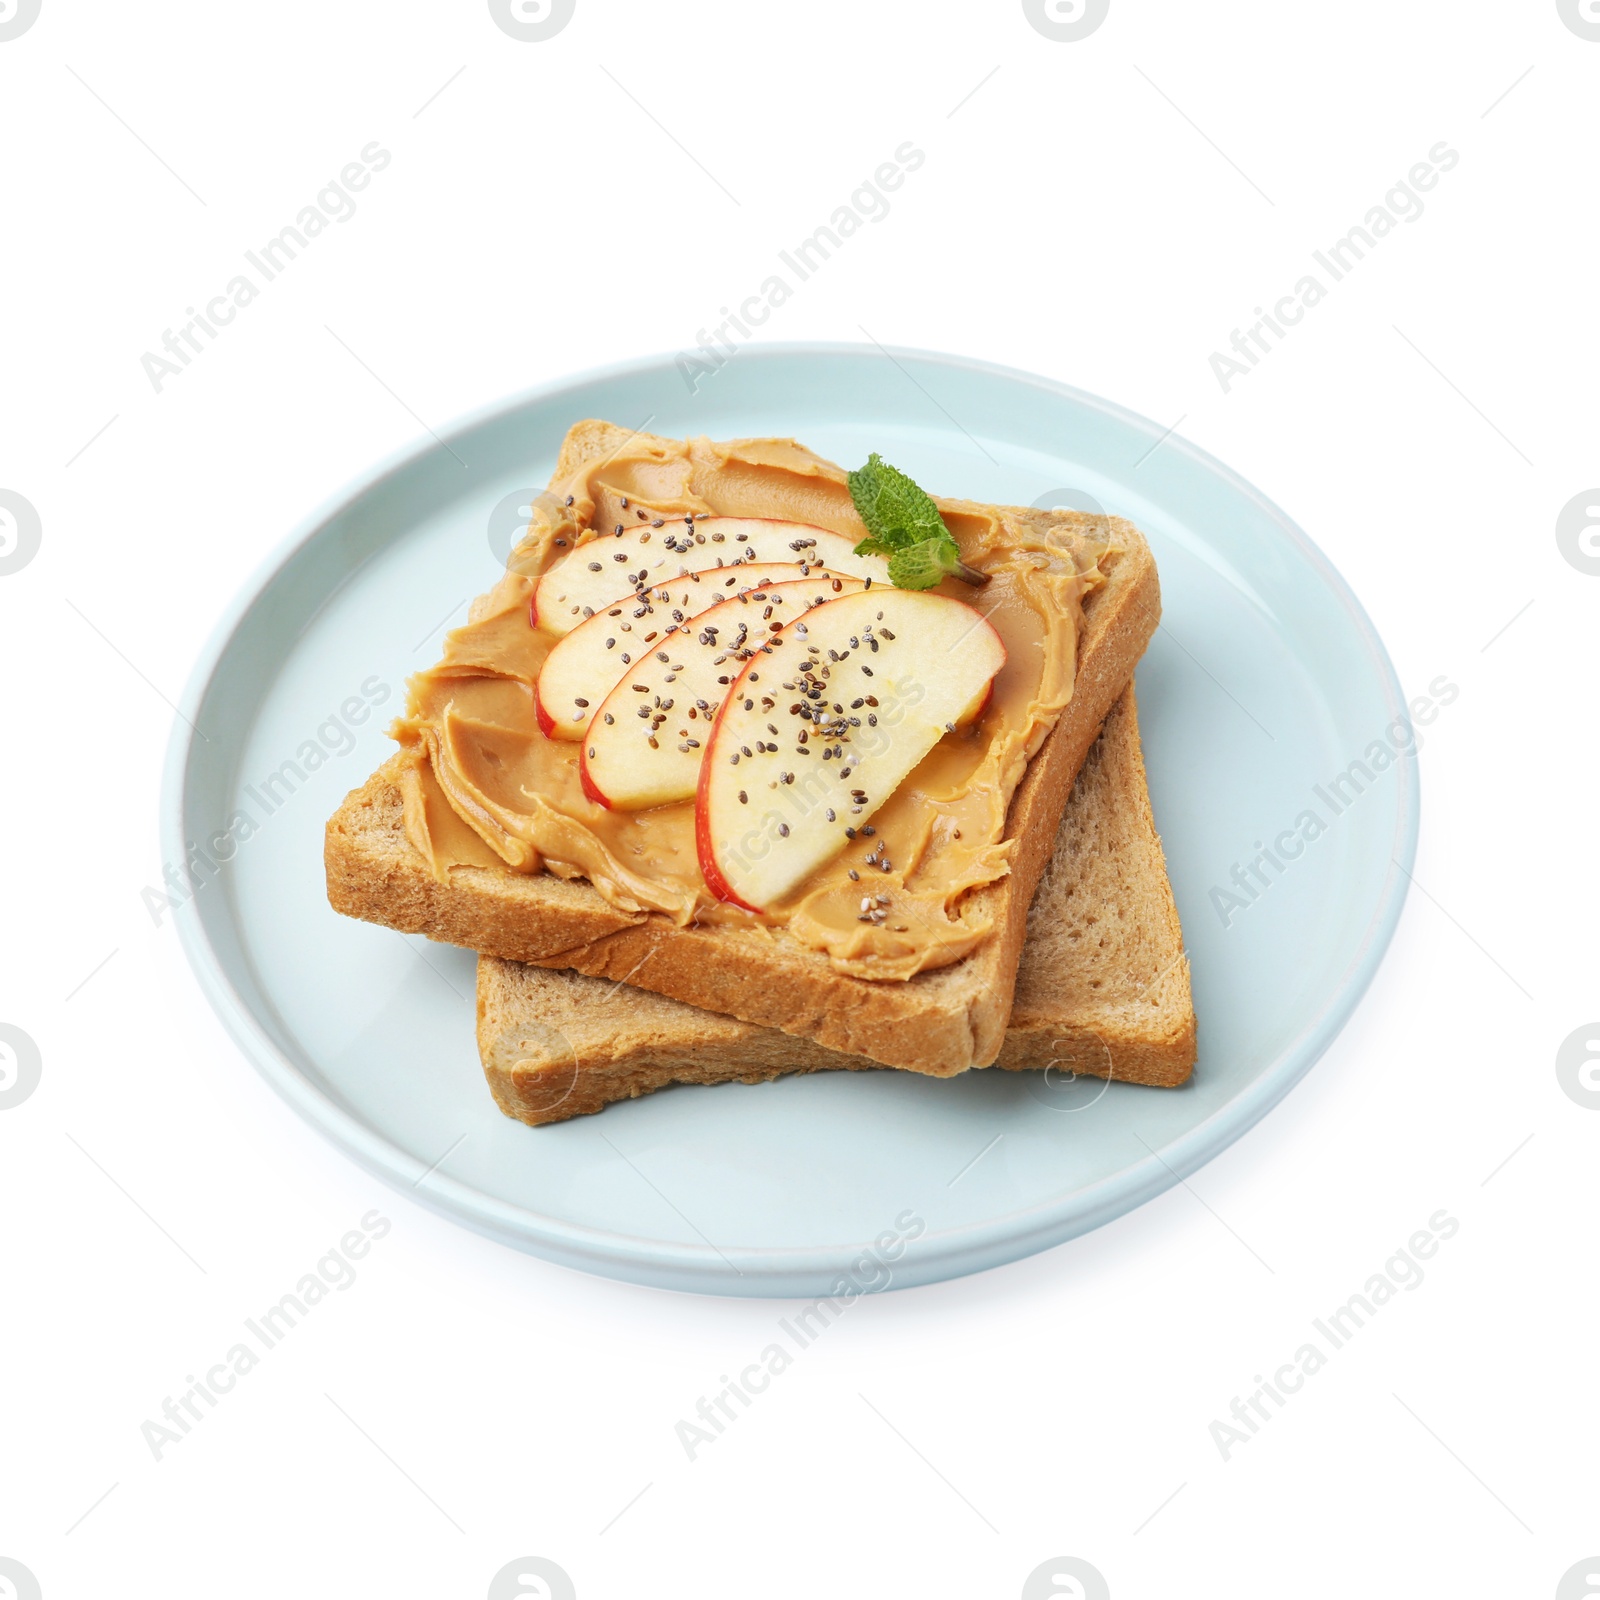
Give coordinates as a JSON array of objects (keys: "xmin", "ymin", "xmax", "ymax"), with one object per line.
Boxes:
[
  {"xmin": 694, "ymin": 645, "xmax": 769, "ymax": 912},
  {"xmin": 529, "ymin": 593, "xmax": 541, "ymax": 631},
  {"xmin": 696, "ymin": 801, "xmax": 761, "ymax": 912},
  {"xmin": 578, "ymin": 750, "xmax": 612, "ymax": 809},
  {"xmin": 533, "ymin": 678, "xmax": 574, "ymax": 739}
]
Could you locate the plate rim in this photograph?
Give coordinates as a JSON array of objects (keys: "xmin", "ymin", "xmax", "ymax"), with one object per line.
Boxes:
[{"xmin": 161, "ymin": 340, "xmax": 1419, "ymax": 1296}]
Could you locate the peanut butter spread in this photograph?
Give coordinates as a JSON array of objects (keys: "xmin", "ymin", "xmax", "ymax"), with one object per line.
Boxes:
[{"xmin": 393, "ymin": 433, "xmax": 1107, "ymax": 980}]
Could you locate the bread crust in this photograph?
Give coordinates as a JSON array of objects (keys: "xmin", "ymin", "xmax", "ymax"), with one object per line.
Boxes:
[
  {"xmin": 325, "ymin": 428, "xmax": 1160, "ymax": 1074},
  {"xmin": 996, "ymin": 685, "xmax": 1195, "ymax": 1084}
]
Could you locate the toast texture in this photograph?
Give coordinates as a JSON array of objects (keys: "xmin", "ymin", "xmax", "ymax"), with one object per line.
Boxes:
[
  {"xmin": 478, "ymin": 687, "xmax": 1194, "ymax": 1126},
  {"xmin": 326, "ymin": 422, "xmax": 1161, "ymax": 1074}
]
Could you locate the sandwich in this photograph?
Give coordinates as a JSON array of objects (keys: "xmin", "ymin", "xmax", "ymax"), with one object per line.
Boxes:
[{"xmin": 326, "ymin": 420, "xmax": 1165, "ymax": 1079}]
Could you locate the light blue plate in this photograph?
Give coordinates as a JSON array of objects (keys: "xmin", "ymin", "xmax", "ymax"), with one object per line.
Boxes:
[{"xmin": 164, "ymin": 345, "xmax": 1417, "ymax": 1297}]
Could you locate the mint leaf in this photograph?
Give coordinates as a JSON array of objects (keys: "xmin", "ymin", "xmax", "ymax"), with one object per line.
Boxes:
[
  {"xmin": 848, "ymin": 453, "xmax": 950, "ymax": 552},
  {"xmin": 852, "ymin": 533, "xmax": 899, "ymax": 559},
  {"xmin": 887, "ymin": 539, "xmax": 951, "ymax": 591},
  {"xmin": 847, "ymin": 452, "xmax": 989, "ymax": 589}
]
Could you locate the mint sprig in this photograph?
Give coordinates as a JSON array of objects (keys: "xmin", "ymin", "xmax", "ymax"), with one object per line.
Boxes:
[{"xmin": 846, "ymin": 453, "xmax": 989, "ymax": 590}]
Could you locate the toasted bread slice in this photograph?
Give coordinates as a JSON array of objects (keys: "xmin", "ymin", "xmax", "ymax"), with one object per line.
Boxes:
[
  {"xmin": 326, "ymin": 424, "xmax": 1161, "ymax": 1074},
  {"xmin": 477, "ymin": 687, "xmax": 1194, "ymax": 1126}
]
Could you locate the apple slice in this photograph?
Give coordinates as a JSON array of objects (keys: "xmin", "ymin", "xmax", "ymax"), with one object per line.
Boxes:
[
  {"xmin": 579, "ymin": 572, "xmax": 871, "ymax": 808},
  {"xmin": 531, "ymin": 516, "xmax": 885, "ymax": 636},
  {"xmin": 697, "ymin": 590, "xmax": 1006, "ymax": 911},
  {"xmin": 537, "ymin": 563, "xmax": 865, "ymax": 739}
]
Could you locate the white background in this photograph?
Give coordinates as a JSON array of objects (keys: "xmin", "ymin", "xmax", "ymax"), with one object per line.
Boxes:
[{"xmin": 1, "ymin": 2, "xmax": 1594, "ymax": 1596}]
